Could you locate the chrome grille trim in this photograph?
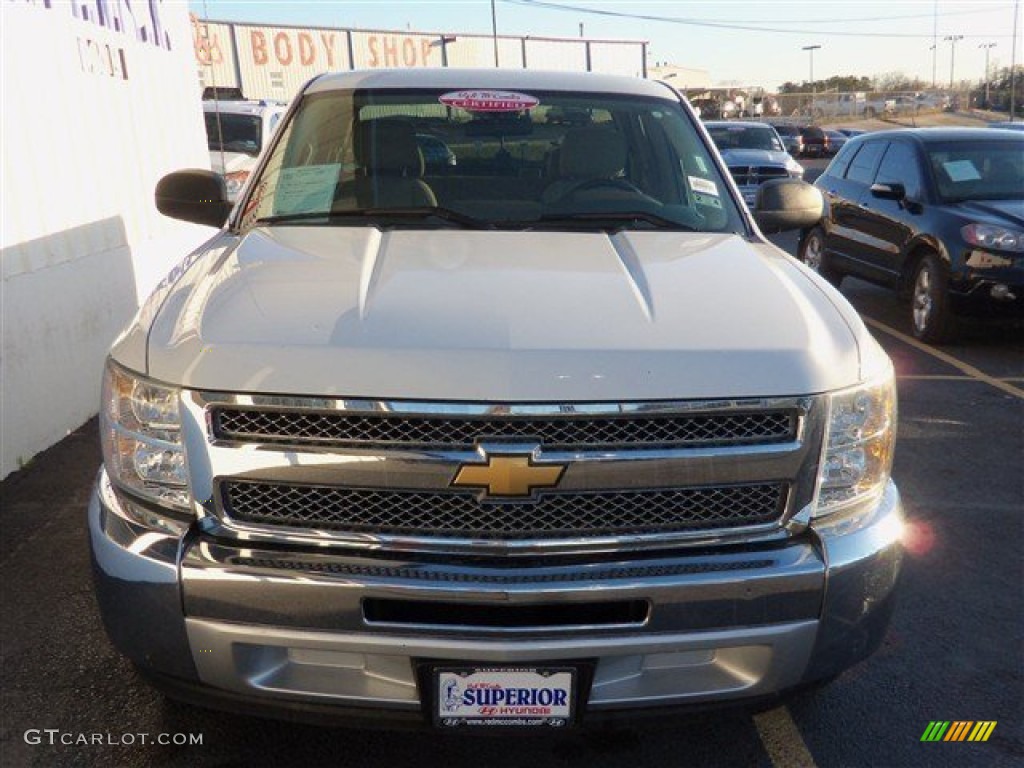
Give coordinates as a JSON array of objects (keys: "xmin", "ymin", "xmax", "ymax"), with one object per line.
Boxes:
[
  {"xmin": 209, "ymin": 403, "xmax": 796, "ymax": 450},
  {"xmin": 227, "ymin": 556, "xmax": 776, "ymax": 583},
  {"xmin": 727, "ymin": 166, "xmax": 789, "ymax": 186},
  {"xmin": 181, "ymin": 392, "xmax": 824, "ymax": 556},
  {"xmin": 221, "ymin": 481, "xmax": 788, "ymax": 539}
]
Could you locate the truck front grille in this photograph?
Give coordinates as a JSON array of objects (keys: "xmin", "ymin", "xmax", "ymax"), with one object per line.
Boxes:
[
  {"xmin": 211, "ymin": 407, "xmax": 796, "ymax": 450},
  {"xmin": 221, "ymin": 481, "xmax": 787, "ymax": 539},
  {"xmin": 727, "ymin": 166, "xmax": 789, "ymax": 186}
]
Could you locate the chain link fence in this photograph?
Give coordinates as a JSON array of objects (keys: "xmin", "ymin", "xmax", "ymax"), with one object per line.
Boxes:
[{"xmin": 769, "ymin": 90, "xmax": 974, "ymax": 124}]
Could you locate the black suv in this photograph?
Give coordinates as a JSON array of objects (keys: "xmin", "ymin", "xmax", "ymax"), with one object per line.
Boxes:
[
  {"xmin": 799, "ymin": 128, "xmax": 1024, "ymax": 342},
  {"xmin": 798, "ymin": 126, "xmax": 830, "ymax": 158}
]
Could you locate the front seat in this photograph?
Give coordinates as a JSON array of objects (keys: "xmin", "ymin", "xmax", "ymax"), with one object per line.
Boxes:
[
  {"xmin": 542, "ymin": 127, "xmax": 628, "ymax": 203},
  {"xmin": 354, "ymin": 121, "xmax": 438, "ymax": 208}
]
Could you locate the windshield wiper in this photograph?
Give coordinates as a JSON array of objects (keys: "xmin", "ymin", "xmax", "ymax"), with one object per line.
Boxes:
[
  {"xmin": 255, "ymin": 207, "xmax": 494, "ymax": 229},
  {"xmin": 522, "ymin": 211, "xmax": 698, "ymax": 231}
]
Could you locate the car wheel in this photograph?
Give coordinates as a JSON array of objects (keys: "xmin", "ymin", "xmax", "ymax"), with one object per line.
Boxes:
[
  {"xmin": 799, "ymin": 227, "xmax": 843, "ymax": 287},
  {"xmin": 864, "ymin": 107, "xmax": 877, "ymax": 119},
  {"xmin": 911, "ymin": 254, "xmax": 958, "ymax": 343}
]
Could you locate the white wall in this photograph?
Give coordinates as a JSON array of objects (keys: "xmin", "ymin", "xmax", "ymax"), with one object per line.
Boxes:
[{"xmin": 1, "ymin": 1, "xmax": 213, "ymax": 478}]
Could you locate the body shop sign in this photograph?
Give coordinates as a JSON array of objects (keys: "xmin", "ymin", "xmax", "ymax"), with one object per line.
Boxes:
[{"xmin": 439, "ymin": 90, "xmax": 539, "ymax": 112}]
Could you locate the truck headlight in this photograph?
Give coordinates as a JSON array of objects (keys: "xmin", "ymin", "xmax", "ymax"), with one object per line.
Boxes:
[
  {"xmin": 224, "ymin": 170, "xmax": 250, "ymax": 200},
  {"xmin": 100, "ymin": 360, "xmax": 190, "ymax": 511},
  {"xmin": 812, "ymin": 371, "xmax": 896, "ymax": 518}
]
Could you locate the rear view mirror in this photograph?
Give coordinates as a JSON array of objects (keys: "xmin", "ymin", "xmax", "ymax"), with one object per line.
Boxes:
[
  {"xmin": 155, "ymin": 170, "xmax": 232, "ymax": 228},
  {"xmin": 754, "ymin": 179, "xmax": 824, "ymax": 234}
]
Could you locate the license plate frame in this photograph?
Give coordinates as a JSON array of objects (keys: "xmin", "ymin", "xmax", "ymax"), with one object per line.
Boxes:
[{"xmin": 432, "ymin": 665, "xmax": 578, "ymax": 729}]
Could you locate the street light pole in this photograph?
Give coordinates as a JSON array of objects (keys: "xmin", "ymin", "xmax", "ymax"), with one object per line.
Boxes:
[
  {"xmin": 944, "ymin": 35, "xmax": 963, "ymax": 90},
  {"xmin": 979, "ymin": 43, "xmax": 996, "ymax": 107},
  {"xmin": 802, "ymin": 44, "xmax": 821, "ymax": 93},
  {"xmin": 802, "ymin": 44, "xmax": 821, "ymax": 115},
  {"xmin": 490, "ymin": 0, "xmax": 499, "ymax": 67}
]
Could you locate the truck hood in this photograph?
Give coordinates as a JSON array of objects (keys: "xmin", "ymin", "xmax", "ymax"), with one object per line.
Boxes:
[
  {"xmin": 145, "ymin": 228, "xmax": 864, "ymax": 401},
  {"xmin": 719, "ymin": 148, "xmax": 792, "ymax": 168}
]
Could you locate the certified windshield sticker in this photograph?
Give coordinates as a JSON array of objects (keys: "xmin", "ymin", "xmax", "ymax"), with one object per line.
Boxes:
[
  {"xmin": 942, "ymin": 160, "xmax": 981, "ymax": 182},
  {"xmin": 689, "ymin": 176, "xmax": 719, "ymax": 196},
  {"xmin": 272, "ymin": 164, "xmax": 340, "ymax": 216},
  {"xmin": 439, "ymin": 90, "xmax": 540, "ymax": 112}
]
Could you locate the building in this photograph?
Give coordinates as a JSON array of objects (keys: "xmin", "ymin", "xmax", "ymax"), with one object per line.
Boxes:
[
  {"xmin": 192, "ymin": 17, "xmax": 648, "ymax": 101},
  {"xmin": 648, "ymin": 63, "xmax": 712, "ymax": 91}
]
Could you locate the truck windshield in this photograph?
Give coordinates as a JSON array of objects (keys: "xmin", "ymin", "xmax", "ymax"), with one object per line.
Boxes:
[
  {"xmin": 706, "ymin": 124, "xmax": 784, "ymax": 152},
  {"xmin": 205, "ymin": 112, "xmax": 262, "ymax": 155},
  {"xmin": 238, "ymin": 88, "xmax": 744, "ymax": 233}
]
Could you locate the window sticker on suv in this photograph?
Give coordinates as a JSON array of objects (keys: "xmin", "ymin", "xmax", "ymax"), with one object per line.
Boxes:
[
  {"xmin": 272, "ymin": 163, "xmax": 341, "ymax": 216},
  {"xmin": 942, "ymin": 160, "xmax": 982, "ymax": 182}
]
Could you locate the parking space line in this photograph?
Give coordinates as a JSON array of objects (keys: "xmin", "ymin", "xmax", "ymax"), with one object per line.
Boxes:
[
  {"xmin": 863, "ymin": 317, "xmax": 1024, "ymax": 399},
  {"xmin": 896, "ymin": 374, "xmax": 1024, "ymax": 383},
  {"xmin": 896, "ymin": 374, "xmax": 974, "ymax": 381},
  {"xmin": 753, "ymin": 706, "xmax": 818, "ymax": 768}
]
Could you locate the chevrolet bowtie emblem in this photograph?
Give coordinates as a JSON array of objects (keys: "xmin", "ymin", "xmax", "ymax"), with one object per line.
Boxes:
[{"xmin": 451, "ymin": 454, "xmax": 566, "ymax": 498}]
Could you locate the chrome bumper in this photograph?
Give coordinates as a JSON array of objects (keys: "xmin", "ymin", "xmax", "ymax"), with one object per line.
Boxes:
[{"xmin": 90, "ymin": 471, "xmax": 902, "ymax": 721}]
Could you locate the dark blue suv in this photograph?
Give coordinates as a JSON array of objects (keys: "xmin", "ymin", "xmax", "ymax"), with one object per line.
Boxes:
[{"xmin": 799, "ymin": 128, "xmax": 1023, "ymax": 342}]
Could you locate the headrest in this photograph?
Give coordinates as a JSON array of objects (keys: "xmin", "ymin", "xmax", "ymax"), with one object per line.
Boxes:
[
  {"xmin": 559, "ymin": 128, "xmax": 627, "ymax": 178},
  {"xmin": 355, "ymin": 120, "xmax": 424, "ymax": 176}
]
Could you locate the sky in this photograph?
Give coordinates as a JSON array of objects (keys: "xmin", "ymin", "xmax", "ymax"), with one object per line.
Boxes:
[{"xmin": 188, "ymin": 0, "xmax": 1022, "ymax": 90}]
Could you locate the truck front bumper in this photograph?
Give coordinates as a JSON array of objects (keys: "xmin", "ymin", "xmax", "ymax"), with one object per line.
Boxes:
[{"xmin": 90, "ymin": 471, "xmax": 903, "ymax": 725}]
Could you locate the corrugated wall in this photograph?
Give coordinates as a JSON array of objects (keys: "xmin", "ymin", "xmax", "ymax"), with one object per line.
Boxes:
[
  {"xmin": 523, "ymin": 38, "xmax": 587, "ymax": 71},
  {"xmin": 350, "ymin": 30, "xmax": 444, "ymax": 69},
  {"xmin": 193, "ymin": 19, "xmax": 239, "ymax": 89},
  {"xmin": 234, "ymin": 24, "xmax": 350, "ymax": 101},
  {"xmin": 195, "ymin": 21, "xmax": 643, "ymax": 99},
  {"xmin": 589, "ymin": 42, "xmax": 645, "ymax": 78},
  {"xmin": 446, "ymin": 35, "xmax": 506, "ymax": 68}
]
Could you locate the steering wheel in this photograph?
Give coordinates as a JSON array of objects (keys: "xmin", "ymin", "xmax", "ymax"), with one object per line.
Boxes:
[{"xmin": 558, "ymin": 177, "xmax": 648, "ymax": 201}]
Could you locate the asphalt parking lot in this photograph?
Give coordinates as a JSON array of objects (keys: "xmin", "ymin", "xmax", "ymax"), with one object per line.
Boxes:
[{"xmin": 1, "ymin": 159, "xmax": 1021, "ymax": 768}]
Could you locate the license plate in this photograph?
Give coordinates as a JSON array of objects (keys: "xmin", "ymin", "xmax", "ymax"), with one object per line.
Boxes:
[{"xmin": 434, "ymin": 667, "xmax": 576, "ymax": 728}]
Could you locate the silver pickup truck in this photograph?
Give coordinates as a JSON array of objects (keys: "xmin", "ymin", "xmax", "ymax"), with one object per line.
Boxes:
[{"xmin": 90, "ymin": 68, "xmax": 902, "ymax": 730}]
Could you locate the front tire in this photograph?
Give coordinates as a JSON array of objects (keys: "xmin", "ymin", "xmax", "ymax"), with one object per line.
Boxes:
[
  {"xmin": 911, "ymin": 254, "xmax": 958, "ymax": 343},
  {"xmin": 799, "ymin": 227, "xmax": 843, "ymax": 287}
]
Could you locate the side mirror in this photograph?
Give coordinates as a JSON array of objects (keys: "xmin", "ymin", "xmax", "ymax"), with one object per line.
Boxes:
[
  {"xmin": 870, "ymin": 182, "xmax": 906, "ymax": 201},
  {"xmin": 753, "ymin": 178, "xmax": 824, "ymax": 234},
  {"xmin": 155, "ymin": 170, "xmax": 232, "ymax": 228}
]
